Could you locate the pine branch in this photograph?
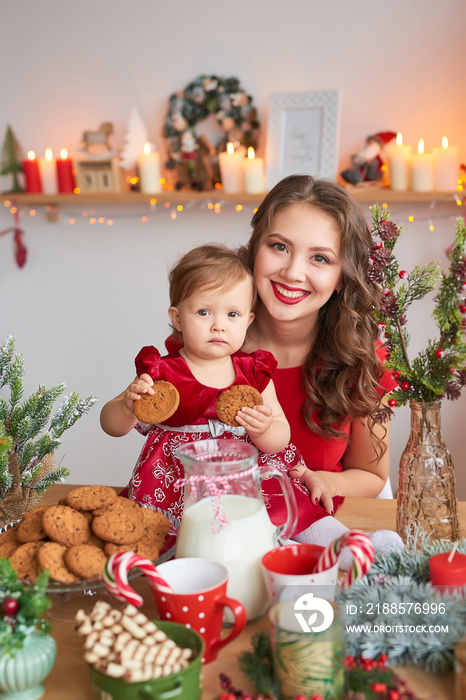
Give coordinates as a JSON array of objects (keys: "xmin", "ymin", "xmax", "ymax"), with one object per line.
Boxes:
[
  {"xmin": 27, "ymin": 466, "xmax": 71, "ymax": 494},
  {"xmin": 238, "ymin": 632, "xmax": 277, "ymax": 699},
  {"xmin": 0, "ymin": 336, "xmax": 96, "ymax": 504},
  {"xmin": 370, "ymin": 209, "xmax": 466, "ymax": 408}
]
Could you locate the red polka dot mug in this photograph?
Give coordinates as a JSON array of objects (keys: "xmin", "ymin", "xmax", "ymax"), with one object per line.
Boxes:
[{"xmin": 152, "ymin": 557, "xmax": 247, "ymax": 664}]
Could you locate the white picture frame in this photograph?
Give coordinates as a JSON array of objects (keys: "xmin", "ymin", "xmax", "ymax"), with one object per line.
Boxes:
[{"xmin": 266, "ymin": 90, "xmax": 341, "ymax": 189}]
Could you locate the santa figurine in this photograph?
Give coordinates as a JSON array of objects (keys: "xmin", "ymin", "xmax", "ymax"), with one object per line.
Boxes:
[{"xmin": 340, "ymin": 131, "xmax": 397, "ymax": 185}]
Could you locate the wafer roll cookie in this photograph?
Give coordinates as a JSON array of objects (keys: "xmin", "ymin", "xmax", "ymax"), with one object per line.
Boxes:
[
  {"xmin": 107, "ymin": 663, "xmax": 126, "ymax": 678},
  {"xmin": 93, "ymin": 642, "xmax": 111, "ymax": 658}
]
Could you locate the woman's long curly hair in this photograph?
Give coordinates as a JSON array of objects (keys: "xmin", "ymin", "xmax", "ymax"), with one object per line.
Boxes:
[{"xmin": 241, "ymin": 175, "xmax": 385, "ymax": 457}]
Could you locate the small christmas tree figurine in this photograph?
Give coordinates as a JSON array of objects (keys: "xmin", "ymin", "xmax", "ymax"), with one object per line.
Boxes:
[
  {"xmin": 0, "ymin": 336, "xmax": 97, "ymax": 526},
  {"xmin": 0, "ymin": 126, "xmax": 24, "ymax": 194}
]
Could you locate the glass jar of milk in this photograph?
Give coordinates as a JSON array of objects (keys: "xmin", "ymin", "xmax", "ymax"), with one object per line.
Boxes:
[{"xmin": 175, "ymin": 439, "xmax": 298, "ymax": 621}]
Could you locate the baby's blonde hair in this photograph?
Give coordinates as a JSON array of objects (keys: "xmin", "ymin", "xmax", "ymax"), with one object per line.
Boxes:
[{"xmin": 169, "ymin": 243, "xmax": 257, "ymax": 309}]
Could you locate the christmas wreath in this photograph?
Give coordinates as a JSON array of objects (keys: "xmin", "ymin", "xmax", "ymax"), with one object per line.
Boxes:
[
  {"xmin": 163, "ymin": 75, "xmax": 260, "ymax": 190},
  {"xmin": 337, "ymin": 530, "xmax": 466, "ymax": 674}
]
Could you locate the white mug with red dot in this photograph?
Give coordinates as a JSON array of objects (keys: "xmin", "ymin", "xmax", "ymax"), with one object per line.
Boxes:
[{"xmin": 152, "ymin": 557, "xmax": 247, "ymax": 664}]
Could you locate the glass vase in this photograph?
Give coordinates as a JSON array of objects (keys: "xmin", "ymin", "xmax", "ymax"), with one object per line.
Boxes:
[{"xmin": 396, "ymin": 400, "xmax": 459, "ymax": 544}]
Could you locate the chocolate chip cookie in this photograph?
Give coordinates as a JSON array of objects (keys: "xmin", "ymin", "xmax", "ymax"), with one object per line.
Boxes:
[
  {"xmin": 134, "ymin": 380, "xmax": 180, "ymax": 424},
  {"xmin": 216, "ymin": 384, "xmax": 263, "ymax": 426}
]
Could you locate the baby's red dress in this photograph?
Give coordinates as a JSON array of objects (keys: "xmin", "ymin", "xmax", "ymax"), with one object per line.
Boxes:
[{"xmin": 126, "ymin": 342, "xmax": 397, "ymax": 535}]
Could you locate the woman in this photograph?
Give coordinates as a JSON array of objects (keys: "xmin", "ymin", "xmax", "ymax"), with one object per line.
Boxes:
[{"xmin": 240, "ymin": 175, "xmax": 399, "ymax": 551}]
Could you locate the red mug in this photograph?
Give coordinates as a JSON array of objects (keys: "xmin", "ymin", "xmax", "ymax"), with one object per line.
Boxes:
[{"xmin": 152, "ymin": 558, "xmax": 247, "ymax": 663}]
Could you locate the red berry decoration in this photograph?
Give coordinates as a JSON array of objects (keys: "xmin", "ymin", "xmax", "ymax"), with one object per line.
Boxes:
[
  {"xmin": 309, "ymin": 695, "xmax": 325, "ymax": 700},
  {"xmin": 435, "ymin": 348, "xmax": 445, "ymax": 358},
  {"xmin": 399, "ymin": 270, "xmax": 409, "ymax": 279},
  {"xmin": 460, "ymin": 304, "xmax": 466, "ymax": 313},
  {"xmin": 370, "ymin": 682, "xmax": 388, "ymax": 693},
  {"xmin": 388, "ymin": 691, "xmax": 402, "ymax": 700},
  {"xmin": 382, "ymin": 287, "xmax": 391, "ymax": 296},
  {"xmin": 388, "ymin": 398, "xmax": 397, "ymax": 407},
  {"xmin": 1, "ymin": 597, "xmax": 19, "ymax": 616},
  {"xmin": 400, "ymin": 381, "xmax": 411, "ymax": 391}
]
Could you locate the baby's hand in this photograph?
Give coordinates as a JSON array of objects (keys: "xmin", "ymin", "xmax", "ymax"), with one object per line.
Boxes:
[
  {"xmin": 234, "ymin": 404, "xmax": 273, "ymax": 440},
  {"xmin": 123, "ymin": 373, "xmax": 154, "ymax": 413},
  {"xmin": 289, "ymin": 465, "xmax": 334, "ymax": 515}
]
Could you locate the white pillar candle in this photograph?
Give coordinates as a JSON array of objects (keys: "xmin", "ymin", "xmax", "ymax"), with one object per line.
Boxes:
[
  {"xmin": 386, "ymin": 133, "xmax": 411, "ymax": 191},
  {"xmin": 433, "ymin": 137, "xmax": 459, "ymax": 192},
  {"xmin": 137, "ymin": 143, "xmax": 161, "ymax": 193},
  {"xmin": 242, "ymin": 147, "xmax": 265, "ymax": 194},
  {"xmin": 410, "ymin": 139, "xmax": 434, "ymax": 192},
  {"xmin": 39, "ymin": 148, "xmax": 57, "ymax": 194},
  {"xmin": 218, "ymin": 142, "xmax": 243, "ymax": 193}
]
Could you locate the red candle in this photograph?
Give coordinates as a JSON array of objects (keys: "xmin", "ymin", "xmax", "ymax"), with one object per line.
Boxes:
[
  {"xmin": 22, "ymin": 151, "xmax": 42, "ymax": 193},
  {"xmin": 429, "ymin": 551, "xmax": 466, "ymax": 592},
  {"xmin": 56, "ymin": 149, "xmax": 75, "ymax": 193}
]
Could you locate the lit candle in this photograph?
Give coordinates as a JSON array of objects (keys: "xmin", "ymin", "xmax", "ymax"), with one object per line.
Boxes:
[
  {"xmin": 22, "ymin": 151, "xmax": 42, "ymax": 193},
  {"xmin": 410, "ymin": 139, "xmax": 434, "ymax": 192},
  {"xmin": 386, "ymin": 133, "xmax": 411, "ymax": 191},
  {"xmin": 218, "ymin": 142, "xmax": 243, "ymax": 193},
  {"xmin": 429, "ymin": 550, "xmax": 466, "ymax": 593},
  {"xmin": 433, "ymin": 136, "xmax": 459, "ymax": 192},
  {"xmin": 56, "ymin": 149, "xmax": 75, "ymax": 193},
  {"xmin": 242, "ymin": 147, "xmax": 265, "ymax": 194},
  {"xmin": 38, "ymin": 148, "xmax": 57, "ymax": 194},
  {"xmin": 137, "ymin": 143, "xmax": 161, "ymax": 194}
]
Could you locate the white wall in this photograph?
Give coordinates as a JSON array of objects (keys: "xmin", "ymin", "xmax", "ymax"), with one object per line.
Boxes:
[{"xmin": 1, "ymin": 0, "xmax": 465, "ymax": 495}]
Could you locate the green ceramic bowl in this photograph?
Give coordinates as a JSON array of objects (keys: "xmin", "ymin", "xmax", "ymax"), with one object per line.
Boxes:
[{"xmin": 88, "ymin": 620, "xmax": 204, "ymax": 700}]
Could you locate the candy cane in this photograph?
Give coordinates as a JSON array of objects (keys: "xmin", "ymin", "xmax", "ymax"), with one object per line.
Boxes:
[
  {"xmin": 103, "ymin": 552, "xmax": 174, "ymax": 607},
  {"xmin": 314, "ymin": 530, "xmax": 375, "ymax": 588}
]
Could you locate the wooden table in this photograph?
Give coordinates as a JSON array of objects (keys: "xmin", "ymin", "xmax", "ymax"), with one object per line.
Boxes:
[{"xmin": 37, "ymin": 486, "xmax": 465, "ymax": 699}]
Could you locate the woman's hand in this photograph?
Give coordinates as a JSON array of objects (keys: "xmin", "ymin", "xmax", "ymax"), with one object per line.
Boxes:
[
  {"xmin": 234, "ymin": 404, "xmax": 273, "ymax": 440},
  {"xmin": 289, "ymin": 464, "xmax": 336, "ymax": 515},
  {"xmin": 123, "ymin": 373, "xmax": 154, "ymax": 413}
]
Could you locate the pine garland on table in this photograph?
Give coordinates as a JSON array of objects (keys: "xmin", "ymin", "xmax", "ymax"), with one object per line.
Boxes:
[
  {"xmin": 337, "ymin": 529, "xmax": 466, "ymax": 674},
  {"xmin": 222, "ymin": 632, "xmax": 421, "ymax": 700}
]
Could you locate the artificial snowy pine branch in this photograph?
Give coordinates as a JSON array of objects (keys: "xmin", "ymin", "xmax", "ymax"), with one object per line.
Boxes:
[{"xmin": 0, "ymin": 336, "xmax": 96, "ymax": 504}]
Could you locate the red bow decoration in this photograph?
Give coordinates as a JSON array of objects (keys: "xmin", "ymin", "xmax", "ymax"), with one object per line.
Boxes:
[
  {"xmin": 0, "ymin": 227, "xmax": 27, "ymax": 268},
  {"xmin": 1, "ymin": 202, "xmax": 27, "ymax": 268}
]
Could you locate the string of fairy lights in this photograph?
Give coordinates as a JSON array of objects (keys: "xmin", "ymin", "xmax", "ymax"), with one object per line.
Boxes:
[{"xmin": 1, "ymin": 186, "xmax": 465, "ymax": 232}]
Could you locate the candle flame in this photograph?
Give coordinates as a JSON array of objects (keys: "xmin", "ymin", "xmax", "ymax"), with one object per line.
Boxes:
[
  {"xmin": 60, "ymin": 149, "xmax": 68, "ymax": 159},
  {"xmin": 45, "ymin": 148, "xmax": 53, "ymax": 160},
  {"xmin": 248, "ymin": 147, "xmax": 255, "ymax": 159},
  {"xmin": 417, "ymin": 139, "xmax": 425, "ymax": 155},
  {"xmin": 442, "ymin": 136, "xmax": 449, "ymax": 149},
  {"xmin": 27, "ymin": 151, "xmax": 35, "ymax": 160},
  {"xmin": 144, "ymin": 143, "xmax": 151, "ymax": 155},
  {"xmin": 396, "ymin": 132, "xmax": 403, "ymax": 146},
  {"xmin": 227, "ymin": 142, "xmax": 234, "ymax": 155}
]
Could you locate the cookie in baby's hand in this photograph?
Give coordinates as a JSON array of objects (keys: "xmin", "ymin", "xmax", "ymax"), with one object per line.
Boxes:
[
  {"xmin": 134, "ymin": 380, "xmax": 180, "ymax": 424},
  {"xmin": 216, "ymin": 385, "xmax": 263, "ymax": 427}
]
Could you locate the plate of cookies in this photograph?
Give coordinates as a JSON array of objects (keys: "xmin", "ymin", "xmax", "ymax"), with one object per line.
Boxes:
[{"xmin": 0, "ymin": 485, "xmax": 179, "ymax": 597}]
